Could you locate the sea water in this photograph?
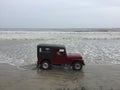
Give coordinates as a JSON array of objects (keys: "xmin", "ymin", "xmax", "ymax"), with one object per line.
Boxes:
[{"xmin": 0, "ymin": 28, "xmax": 120, "ymax": 67}]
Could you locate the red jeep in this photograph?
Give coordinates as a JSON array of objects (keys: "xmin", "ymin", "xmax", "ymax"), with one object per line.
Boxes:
[{"xmin": 37, "ymin": 44, "xmax": 85, "ymax": 70}]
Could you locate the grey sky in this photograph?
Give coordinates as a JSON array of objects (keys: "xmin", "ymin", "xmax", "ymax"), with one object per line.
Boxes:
[{"xmin": 0, "ymin": 0, "xmax": 120, "ymax": 28}]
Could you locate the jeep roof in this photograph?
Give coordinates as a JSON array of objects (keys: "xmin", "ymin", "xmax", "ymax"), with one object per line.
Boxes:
[{"xmin": 37, "ymin": 44, "xmax": 65, "ymax": 49}]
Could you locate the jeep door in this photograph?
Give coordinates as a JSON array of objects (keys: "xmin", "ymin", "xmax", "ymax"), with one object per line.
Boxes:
[{"xmin": 53, "ymin": 49, "xmax": 66, "ymax": 64}]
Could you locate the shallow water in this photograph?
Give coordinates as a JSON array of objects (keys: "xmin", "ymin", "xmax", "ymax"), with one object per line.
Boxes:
[{"xmin": 0, "ymin": 39, "xmax": 120, "ymax": 67}]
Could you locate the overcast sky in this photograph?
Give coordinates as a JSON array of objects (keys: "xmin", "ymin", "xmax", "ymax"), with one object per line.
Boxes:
[{"xmin": 0, "ymin": 0, "xmax": 120, "ymax": 28}]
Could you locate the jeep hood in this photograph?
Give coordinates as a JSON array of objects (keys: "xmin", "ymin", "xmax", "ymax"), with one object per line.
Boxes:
[{"xmin": 67, "ymin": 53, "xmax": 83, "ymax": 60}]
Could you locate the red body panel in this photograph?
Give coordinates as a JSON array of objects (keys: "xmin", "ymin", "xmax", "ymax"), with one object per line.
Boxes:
[{"xmin": 38, "ymin": 52, "xmax": 83, "ymax": 65}]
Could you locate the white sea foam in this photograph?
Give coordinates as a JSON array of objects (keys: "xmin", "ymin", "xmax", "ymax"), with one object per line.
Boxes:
[{"xmin": 0, "ymin": 31, "xmax": 120, "ymax": 40}]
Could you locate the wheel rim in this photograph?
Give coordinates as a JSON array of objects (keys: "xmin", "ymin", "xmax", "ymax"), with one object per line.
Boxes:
[
  {"xmin": 42, "ymin": 62, "xmax": 49, "ymax": 69},
  {"xmin": 74, "ymin": 63, "xmax": 81, "ymax": 70}
]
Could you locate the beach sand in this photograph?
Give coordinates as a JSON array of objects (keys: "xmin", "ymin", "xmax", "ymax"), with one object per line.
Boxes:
[{"xmin": 0, "ymin": 64, "xmax": 120, "ymax": 90}]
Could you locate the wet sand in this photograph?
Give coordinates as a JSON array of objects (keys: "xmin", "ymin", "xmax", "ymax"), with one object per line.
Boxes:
[{"xmin": 0, "ymin": 64, "xmax": 120, "ymax": 90}]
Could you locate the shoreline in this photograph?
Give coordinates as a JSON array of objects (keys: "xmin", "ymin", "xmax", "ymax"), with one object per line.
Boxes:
[{"xmin": 0, "ymin": 63, "xmax": 120, "ymax": 90}]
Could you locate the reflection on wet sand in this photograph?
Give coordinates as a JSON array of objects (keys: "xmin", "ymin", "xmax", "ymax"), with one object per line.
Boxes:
[
  {"xmin": 22, "ymin": 64, "xmax": 85, "ymax": 89},
  {"xmin": 37, "ymin": 68, "xmax": 84, "ymax": 81},
  {"xmin": 23, "ymin": 64, "xmax": 85, "ymax": 82}
]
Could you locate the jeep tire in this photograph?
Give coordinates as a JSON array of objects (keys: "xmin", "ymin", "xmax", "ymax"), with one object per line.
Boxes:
[
  {"xmin": 72, "ymin": 62, "xmax": 82, "ymax": 71},
  {"xmin": 41, "ymin": 60, "xmax": 51, "ymax": 70}
]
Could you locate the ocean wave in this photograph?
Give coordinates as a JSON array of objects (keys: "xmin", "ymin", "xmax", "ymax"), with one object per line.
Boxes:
[
  {"xmin": 0, "ymin": 31, "xmax": 120, "ymax": 40},
  {"xmin": 0, "ymin": 31, "xmax": 120, "ymax": 34},
  {"xmin": 1, "ymin": 37, "xmax": 120, "ymax": 40}
]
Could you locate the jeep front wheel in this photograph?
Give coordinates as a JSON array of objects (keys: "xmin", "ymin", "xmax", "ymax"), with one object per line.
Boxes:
[
  {"xmin": 72, "ymin": 62, "xmax": 82, "ymax": 71},
  {"xmin": 41, "ymin": 60, "xmax": 51, "ymax": 70}
]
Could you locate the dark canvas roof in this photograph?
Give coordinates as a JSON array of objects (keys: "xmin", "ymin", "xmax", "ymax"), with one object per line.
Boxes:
[{"xmin": 37, "ymin": 44, "xmax": 65, "ymax": 49}]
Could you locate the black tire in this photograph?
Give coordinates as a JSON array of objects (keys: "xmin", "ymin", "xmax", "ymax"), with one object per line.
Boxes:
[
  {"xmin": 72, "ymin": 62, "xmax": 83, "ymax": 71},
  {"xmin": 40, "ymin": 60, "xmax": 51, "ymax": 70}
]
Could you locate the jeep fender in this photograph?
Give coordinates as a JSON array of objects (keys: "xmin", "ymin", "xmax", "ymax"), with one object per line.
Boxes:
[{"xmin": 71, "ymin": 60, "xmax": 85, "ymax": 66}]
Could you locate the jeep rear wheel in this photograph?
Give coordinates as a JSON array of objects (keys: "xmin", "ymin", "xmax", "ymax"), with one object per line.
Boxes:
[
  {"xmin": 72, "ymin": 62, "xmax": 82, "ymax": 71},
  {"xmin": 41, "ymin": 60, "xmax": 51, "ymax": 70}
]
